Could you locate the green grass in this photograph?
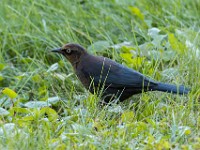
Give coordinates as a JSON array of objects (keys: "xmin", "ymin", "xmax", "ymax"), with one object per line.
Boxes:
[{"xmin": 0, "ymin": 0, "xmax": 200, "ymax": 149}]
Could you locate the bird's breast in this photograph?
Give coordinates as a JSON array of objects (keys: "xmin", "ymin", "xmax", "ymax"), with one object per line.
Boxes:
[{"xmin": 75, "ymin": 68, "xmax": 91, "ymax": 89}]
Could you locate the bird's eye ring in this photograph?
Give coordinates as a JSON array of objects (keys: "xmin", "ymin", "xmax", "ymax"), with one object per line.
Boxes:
[{"xmin": 66, "ymin": 49, "xmax": 71, "ymax": 54}]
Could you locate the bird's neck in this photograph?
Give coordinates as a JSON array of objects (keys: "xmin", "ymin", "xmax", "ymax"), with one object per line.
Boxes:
[
  {"xmin": 71, "ymin": 53, "xmax": 89, "ymax": 69},
  {"xmin": 72, "ymin": 59, "xmax": 80, "ymax": 69}
]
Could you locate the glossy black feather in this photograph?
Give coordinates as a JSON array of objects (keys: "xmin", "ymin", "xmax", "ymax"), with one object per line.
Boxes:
[
  {"xmin": 78, "ymin": 54, "xmax": 189, "ymax": 102},
  {"xmin": 82, "ymin": 55, "xmax": 156, "ymax": 88}
]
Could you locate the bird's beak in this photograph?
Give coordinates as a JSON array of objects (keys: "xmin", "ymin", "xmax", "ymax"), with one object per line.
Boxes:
[{"xmin": 51, "ymin": 48, "xmax": 62, "ymax": 53}]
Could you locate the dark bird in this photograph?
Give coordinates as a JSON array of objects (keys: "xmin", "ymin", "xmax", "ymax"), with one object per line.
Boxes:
[{"xmin": 52, "ymin": 43, "xmax": 189, "ymax": 103}]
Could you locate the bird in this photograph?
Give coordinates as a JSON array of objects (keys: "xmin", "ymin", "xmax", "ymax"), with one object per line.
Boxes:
[{"xmin": 51, "ymin": 43, "xmax": 189, "ymax": 103}]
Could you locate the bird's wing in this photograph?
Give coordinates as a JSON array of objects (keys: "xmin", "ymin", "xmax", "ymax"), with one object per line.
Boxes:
[{"xmin": 82, "ymin": 56, "xmax": 157, "ymax": 88}]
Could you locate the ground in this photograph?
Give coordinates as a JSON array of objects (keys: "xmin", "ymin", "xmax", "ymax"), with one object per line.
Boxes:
[{"xmin": 0, "ymin": 0, "xmax": 200, "ymax": 149}]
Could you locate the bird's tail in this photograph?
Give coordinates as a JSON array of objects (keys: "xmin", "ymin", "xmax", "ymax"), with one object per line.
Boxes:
[{"xmin": 152, "ymin": 82, "xmax": 189, "ymax": 95}]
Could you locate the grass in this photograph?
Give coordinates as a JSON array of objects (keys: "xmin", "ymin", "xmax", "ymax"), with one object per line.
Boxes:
[{"xmin": 0, "ymin": 0, "xmax": 200, "ymax": 149}]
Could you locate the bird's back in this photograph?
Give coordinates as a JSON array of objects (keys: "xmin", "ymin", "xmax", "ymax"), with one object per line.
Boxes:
[{"xmin": 76, "ymin": 54, "xmax": 158, "ymax": 101}]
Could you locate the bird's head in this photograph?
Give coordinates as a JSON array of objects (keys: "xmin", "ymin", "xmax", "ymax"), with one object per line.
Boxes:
[{"xmin": 52, "ymin": 43, "xmax": 88, "ymax": 65}]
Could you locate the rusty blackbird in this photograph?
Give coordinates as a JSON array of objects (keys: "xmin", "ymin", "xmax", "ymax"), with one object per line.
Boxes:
[{"xmin": 52, "ymin": 43, "xmax": 189, "ymax": 103}]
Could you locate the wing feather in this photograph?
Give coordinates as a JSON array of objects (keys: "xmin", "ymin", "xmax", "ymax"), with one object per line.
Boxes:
[{"xmin": 81, "ymin": 56, "xmax": 157, "ymax": 88}]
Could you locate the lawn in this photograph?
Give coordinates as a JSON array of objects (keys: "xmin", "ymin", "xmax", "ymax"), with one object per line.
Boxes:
[{"xmin": 0, "ymin": 0, "xmax": 200, "ymax": 149}]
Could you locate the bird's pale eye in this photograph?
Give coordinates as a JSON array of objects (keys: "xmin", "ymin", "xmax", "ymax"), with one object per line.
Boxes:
[{"xmin": 66, "ymin": 48, "xmax": 72, "ymax": 54}]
